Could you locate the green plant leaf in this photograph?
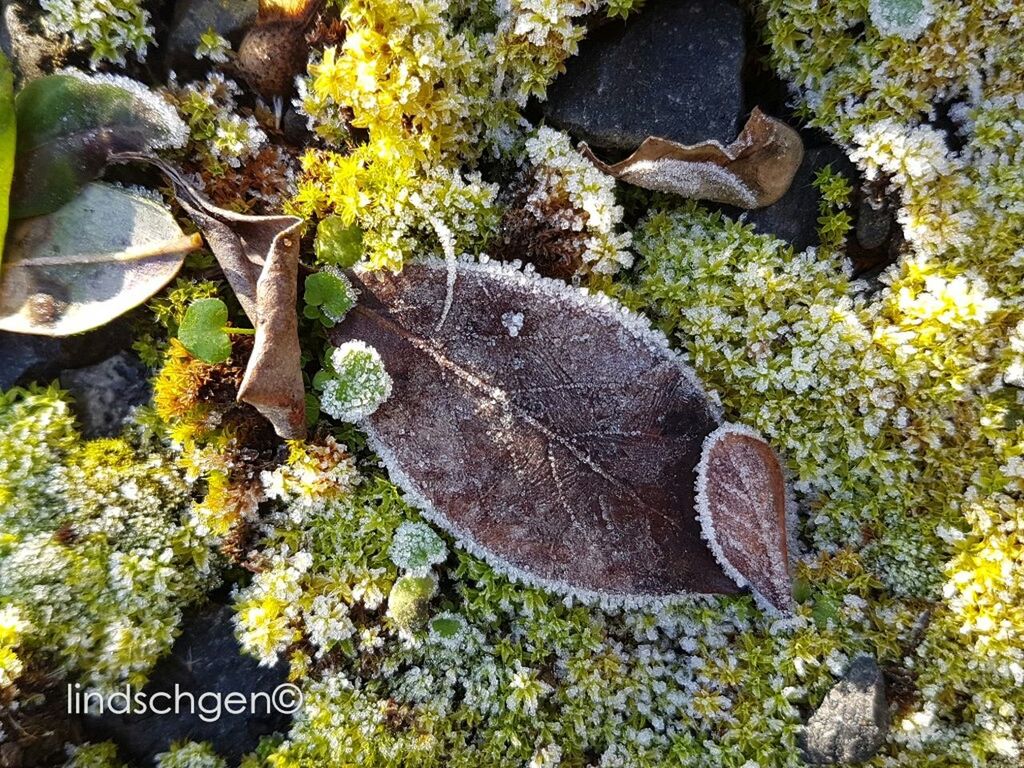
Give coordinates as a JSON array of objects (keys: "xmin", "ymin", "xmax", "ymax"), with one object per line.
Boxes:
[
  {"xmin": 178, "ymin": 297, "xmax": 233, "ymax": 364},
  {"xmin": 0, "ymin": 183, "xmax": 201, "ymax": 336},
  {"xmin": 10, "ymin": 71, "xmax": 188, "ymax": 219},
  {"xmin": 0, "ymin": 52, "xmax": 15, "ymax": 268},
  {"xmin": 304, "ymin": 270, "xmax": 356, "ymax": 327}
]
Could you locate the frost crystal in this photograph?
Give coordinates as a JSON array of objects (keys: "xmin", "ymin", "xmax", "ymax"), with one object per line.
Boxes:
[
  {"xmin": 388, "ymin": 521, "xmax": 448, "ymax": 573},
  {"xmin": 501, "ymin": 311, "xmax": 525, "ymax": 337},
  {"xmin": 869, "ymin": 0, "xmax": 934, "ymax": 40},
  {"xmin": 319, "ymin": 341, "xmax": 394, "ymax": 423}
]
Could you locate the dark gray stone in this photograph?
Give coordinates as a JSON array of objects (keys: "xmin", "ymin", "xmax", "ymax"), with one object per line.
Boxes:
[
  {"xmin": 60, "ymin": 351, "xmax": 151, "ymax": 438},
  {"xmin": 165, "ymin": 0, "xmax": 258, "ymax": 76},
  {"xmin": 83, "ymin": 603, "xmax": 291, "ymax": 767},
  {"xmin": 856, "ymin": 196, "xmax": 895, "ymax": 251},
  {"xmin": 544, "ymin": 0, "xmax": 746, "ymax": 151},
  {"xmin": 0, "ymin": 322, "xmax": 134, "ymax": 391},
  {"xmin": 0, "ymin": 1, "xmax": 64, "ymax": 84},
  {"xmin": 802, "ymin": 656, "xmax": 890, "ymax": 765},
  {"xmin": 743, "ymin": 143, "xmax": 857, "ymax": 251}
]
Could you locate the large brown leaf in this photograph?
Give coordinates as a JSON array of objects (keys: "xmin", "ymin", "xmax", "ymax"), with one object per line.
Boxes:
[
  {"xmin": 696, "ymin": 424, "xmax": 794, "ymax": 613},
  {"xmin": 581, "ymin": 108, "xmax": 804, "ymax": 209},
  {"xmin": 113, "ymin": 153, "xmax": 306, "ymax": 439},
  {"xmin": 331, "ymin": 259, "xmax": 793, "ymax": 607}
]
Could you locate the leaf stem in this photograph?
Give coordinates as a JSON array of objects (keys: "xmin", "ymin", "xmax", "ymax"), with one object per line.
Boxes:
[
  {"xmin": 6, "ymin": 233, "xmax": 203, "ymax": 267},
  {"xmin": 225, "ymin": 327, "xmax": 256, "ymax": 335}
]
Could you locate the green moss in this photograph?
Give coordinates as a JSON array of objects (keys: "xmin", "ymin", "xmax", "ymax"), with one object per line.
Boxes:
[{"xmin": 0, "ymin": 387, "xmax": 219, "ymax": 690}]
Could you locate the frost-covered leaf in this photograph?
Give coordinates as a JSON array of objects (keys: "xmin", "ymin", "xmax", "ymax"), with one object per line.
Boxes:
[
  {"xmin": 0, "ymin": 183, "xmax": 201, "ymax": 336},
  {"xmin": 0, "ymin": 53, "xmax": 15, "ymax": 269},
  {"xmin": 113, "ymin": 153, "xmax": 307, "ymax": 439},
  {"xmin": 11, "ymin": 71, "xmax": 188, "ymax": 219},
  {"xmin": 304, "ymin": 270, "xmax": 356, "ymax": 326},
  {"xmin": 696, "ymin": 424, "xmax": 793, "ymax": 614},
  {"xmin": 389, "ymin": 521, "xmax": 448, "ymax": 574},
  {"xmin": 178, "ymin": 297, "xmax": 233, "ymax": 364},
  {"xmin": 317, "ymin": 340, "xmax": 393, "ymax": 423},
  {"xmin": 869, "ymin": 0, "xmax": 933, "ymax": 40},
  {"xmin": 331, "ymin": 259, "xmax": 755, "ymax": 605},
  {"xmin": 581, "ymin": 108, "xmax": 804, "ymax": 209}
]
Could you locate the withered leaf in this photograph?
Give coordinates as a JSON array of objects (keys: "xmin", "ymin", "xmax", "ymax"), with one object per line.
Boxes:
[
  {"xmin": 113, "ymin": 153, "xmax": 306, "ymax": 440},
  {"xmin": 696, "ymin": 424, "xmax": 793, "ymax": 614},
  {"xmin": 581, "ymin": 108, "xmax": 804, "ymax": 209},
  {"xmin": 331, "ymin": 258, "xmax": 787, "ymax": 606},
  {"xmin": 0, "ymin": 182, "xmax": 201, "ymax": 336}
]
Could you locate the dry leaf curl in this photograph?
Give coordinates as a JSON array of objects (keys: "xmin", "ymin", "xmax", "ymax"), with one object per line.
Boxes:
[
  {"xmin": 581, "ymin": 108, "xmax": 804, "ymax": 208},
  {"xmin": 113, "ymin": 153, "xmax": 307, "ymax": 439}
]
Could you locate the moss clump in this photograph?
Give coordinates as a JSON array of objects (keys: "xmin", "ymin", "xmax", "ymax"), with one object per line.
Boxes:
[
  {"xmin": 0, "ymin": 387, "xmax": 219, "ymax": 690},
  {"xmin": 40, "ymin": 0, "xmax": 153, "ymax": 67}
]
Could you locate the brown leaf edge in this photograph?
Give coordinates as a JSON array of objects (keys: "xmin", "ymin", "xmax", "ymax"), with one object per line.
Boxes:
[
  {"xmin": 695, "ymin": 423, "xmax": 796, "ymax": 615},
  {"xmin": 112, "ymin": 152, "xmax": 307, "ymax": 440},
  {"xmin": 581, "ymin": 108, "xmax": 804, "ymax": 209}
]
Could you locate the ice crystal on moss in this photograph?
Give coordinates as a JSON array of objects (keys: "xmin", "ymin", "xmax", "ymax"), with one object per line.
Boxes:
[
  {"xmin": 868, "ymin": 0, "xmax": 933, "ymax": 40},
  {"xmin": 41, "ymin": 0, "xmax": 154, "ymax": 66},
  {"xmin": 155, "ymin": 741, "xmax": 226, "ymax": 768},
  {"xmin": 318, "ymin": 341, "xmax": 394, "ymax": 423},
  {"xmin": 0, "ymin": 388, "xmax": 218, "ymax": 690},
  {"xmin": 388, "ymin": 522, "xmax": 449, "ymax": 573}
]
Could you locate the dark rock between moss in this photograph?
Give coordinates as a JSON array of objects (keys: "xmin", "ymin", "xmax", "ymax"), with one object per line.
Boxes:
[
  {"xmin": 0, "ymin": 321, "xmax": 135, "ymax": 391},
  {"xmin": 164, "ymin": 0, "xmax": 258, "ymax": 77},
  {"xmin": 59, "ymin": 351, "xmax": 151, "ymax": 438},
  {"xmin": 801, "ymin": 655, "xmax": 890, "ymax": 765},
  {"xmin": 740, "ymin": 143, "xmax": 857, "ymax": 252},
  {"xmin": 544, "ymin": 0, "xmax": 745, "ymax": 151},
  {"xmin": 82, "ymin": 603, "xmax": 291, "ymax": 767}
]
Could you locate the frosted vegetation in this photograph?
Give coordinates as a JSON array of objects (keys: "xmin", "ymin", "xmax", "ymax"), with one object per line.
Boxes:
[{"xmin": 1, "ymin": 0, "xmax": 1021, "ymax": 767}]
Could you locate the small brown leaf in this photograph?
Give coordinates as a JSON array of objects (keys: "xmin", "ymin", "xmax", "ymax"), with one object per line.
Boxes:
[
  {"xmin": 581, "ymin": 108, "xmax": 804, "ymax": 209},
  {"xmin": 332, "ymin": 258, "xmax": 752, "ymax": 605},
  {"xmin": 113, "ymin": 153, "xmax": 307, "ymax": 439},
  {"xmin": 696, "ymin": 424, "xmax": 793, "ymax": 614},
  {"xmin": 236, "ymin": 221, "xmax": 306, "ymax": 440}
]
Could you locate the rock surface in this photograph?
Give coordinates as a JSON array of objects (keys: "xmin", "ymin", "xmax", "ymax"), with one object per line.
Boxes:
[
  {"xmin": 165, "ymin": 0, "xmax": 258, "ymax": 76},
  {"xmin": 544, "ymin": 0, "xmax": 746, "ymax": 151},
  {"xmin": 0, "ymin": 1, "xmax": 65, "ymax": 84},
  {"xmin": 60, "ymin": 351, "xmax": 151, "ymax": 438},
  {"xmin": 802, "ymin": 655, "xmax": 890, "ymax": 765},
  {"xmin": 83, "ymin": 603, "xmax": 291, "ymax": 766},
  {"xmin": 0, "ymin": 321, "xmax": 134, "ymax": 391},
  {"xmin": 742, "ymin": 143, "xmax": 857, "ymax": 251}
]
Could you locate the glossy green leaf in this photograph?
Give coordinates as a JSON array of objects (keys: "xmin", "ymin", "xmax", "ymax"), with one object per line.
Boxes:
[
  {"xmin": 0, "ymin": 183, "xmax": 201, "ymax": 336},
  {"xmin": 10, "ymin": 71, "xmax": 188, "ymax": 219},
  {"xmin": 178, "ymin": 297, "xmax": 233, "ymax": 364},
  {"xmin": 304, "ymin": 270, "xmax": 356, "ymax": 327},
  {"xmin": 0, "ymin": 52, "xmax": 15, "ymax": 267},
  {"xmin": 314, "ymin": 216, "xmax": 363, "ymax": 267}
]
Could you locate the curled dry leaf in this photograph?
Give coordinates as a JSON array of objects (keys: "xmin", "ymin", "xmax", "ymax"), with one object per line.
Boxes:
[
  {"xmin": 331, "ymin": 258, "xmax": 793, "ymax": 609},
  {"xmin": 113, "ymin": 153, "xmax": 307, "ymax": 440},
  {"xmin": 581, "ymin": 108, "xmax": 804, "ymax": 209},
  {"xmin": 0, "ymin": 182, "xmax": 201, "ymax": 336},
  {"xmin": 696, "ymin": 424, "xmax": 794, "ymax": 614},
  {"xmin": 11, "ymin": 71, "xmax": 188, "ymax": 219}
]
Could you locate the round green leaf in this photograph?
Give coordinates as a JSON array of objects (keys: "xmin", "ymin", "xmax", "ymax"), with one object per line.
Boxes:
[{"xmin": 179, "ymin": 297, "xmax": 232, "ymax": 363}]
